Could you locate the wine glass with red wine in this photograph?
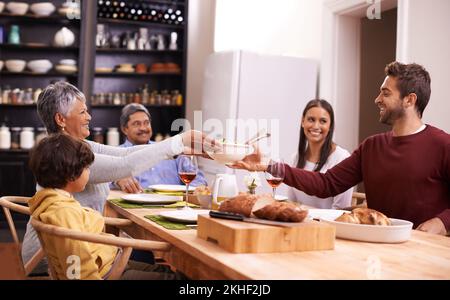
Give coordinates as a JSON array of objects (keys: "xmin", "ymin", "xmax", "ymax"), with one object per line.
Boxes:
[
  {"xmin": 265, "ymin": 159, "xmax": 285, "ymax": 198},
  {"xmin": 177, "ymin": 155, "xmax": 198, "ymax": 209}
]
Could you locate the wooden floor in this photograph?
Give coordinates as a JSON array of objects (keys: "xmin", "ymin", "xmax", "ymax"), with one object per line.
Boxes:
[{"xmin": 0, "ymin": 221, "xmax": 26, "ymax": 243}]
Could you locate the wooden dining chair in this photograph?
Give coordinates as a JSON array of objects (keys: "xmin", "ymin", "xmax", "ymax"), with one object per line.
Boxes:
[
  {"xmin": 351, "ymin": 192, "xmax": 367, "ymax": 207},
  {"xmin": 0, "ymin": 196, "xmax": 46, "ymax": 278},
  {"xmin": 30, "ymin": 216, "xmax": 172, "ymax": 280}
]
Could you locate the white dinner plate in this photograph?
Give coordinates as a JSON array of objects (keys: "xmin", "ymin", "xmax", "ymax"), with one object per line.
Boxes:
[
  {"xmin": 274, "ymin": 195, "xmax": 288, "ymax": 201},
  {"xmin": 308, "ymin": 209, "xmax": 413, "ymax": 243},
  {"xmin": 148, "ymin": 184, "xmax": 195, "ymax": 193},
  {"xmin": 121, "ymin": 193, "xmax": 182, "ymax": 204},
  {"xmin": 159, "ymin": 209, "xmax": 210, "ymax": 224}
]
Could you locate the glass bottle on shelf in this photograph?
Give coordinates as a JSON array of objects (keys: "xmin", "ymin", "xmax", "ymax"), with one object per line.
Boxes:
[
  {"xmin": 10, "ymin": 127, "xmax": 21, "ymax": 149},
  {"xmin": 133, "ymin": 93, "xmax": 141, "ymax": 104},
  {"xmin": 8, "ymin": 25, "xmax": 20, "ymax": 45},
  {"xmin": 107, "ymin": 128, "xmax": 120, "ymax": 146},
  {"xmin": 113, "ymin": 93, "xmax": 121, "ymax": 105},
  {"xmin": 161, "ymin": 90, "xmax": 171, "ymax": 105},
  {"xmin": 149, "ymin": 91, "xmax": 156, "ymax": 105},
  {"xmin": 20, "ymin": 127, "xmax": 35, "ymax": 149},
  {"xmin": 24, "ymin": 88, "xmax": 33, "ymax": 104},
  {"xmin": 33, "ymin": 88, "xmax": 42, "ymax": 103},
  {"xmin": 0, "ymin": 126, "xmax": 11, "ymax": 150},
  {"xmin": 93, "ymin": 127, "xmax": 104, "ymax": 144},
  {"xmin": 141, "ymin": 84, "xmax": 149, "ymax": 105},
  {"xmin": 2, "ymin": 85, "xmax": 11, "ymax": 104}
]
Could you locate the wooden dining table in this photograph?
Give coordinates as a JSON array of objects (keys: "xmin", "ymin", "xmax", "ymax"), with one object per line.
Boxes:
[{"xmin": 105, "ymin": 191, "xmax": 450, "ymax": 280}]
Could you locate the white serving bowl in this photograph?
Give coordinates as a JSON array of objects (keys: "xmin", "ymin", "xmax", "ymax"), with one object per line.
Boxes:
[
  {"xmin": 30, "ymin": 2, "xmax": 56, "ymax": 16},
  {"xmin": 6, "ymin": 2, "xmax": 29, "ymax": 15},
  {"xmin": 0, "ymin": 2, "xmax": 5, "ymax": 13},
  {"xmin": 27, "ymin": 59, "xmax": 53, "ymax": 73},
  {"xmin": 59, "ymin": 59, "xmax": 76, "ymax": 66},
  {"xmin": 0, "ymin": 60, "xmax": 4, "ymax": 72},
  {"xmin": 5, "ymin": 59, "xmax": 26, "ymax": 72},
  {"xmin": 207, "ymin": 143, "xmax": 254, "ymax": 164},
  {"xmin": 55, "ymin": 64, "xmax": 77, "ymax": 74}
]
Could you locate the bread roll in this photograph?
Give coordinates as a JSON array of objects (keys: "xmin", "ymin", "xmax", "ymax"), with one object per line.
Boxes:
[
  {"xmin": 335, "ymin": 212, "xmax": 360, "ymax": 224},
  {"xmin": 352, "ymin": 208, "xmax": 391, "ymax": 226},
  {"xmin": 334, "ymin": 208, "xmax": 391, "ymax": 226},
  {"xmin": 253, "ymin": 201, "xmax": 308, "ymax": 222},
  {"xmin": 219, "ymin": 193, "xmax": 308, "ymax": 222},
  {"xmin": 218, "ymin": 194, "xmax": 260, "ymax": 217}
]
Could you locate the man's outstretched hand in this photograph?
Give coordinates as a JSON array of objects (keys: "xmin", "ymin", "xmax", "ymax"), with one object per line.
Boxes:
[{"xmin": 227, "ymin": 145, "xmax": 269, "ymax": 172}]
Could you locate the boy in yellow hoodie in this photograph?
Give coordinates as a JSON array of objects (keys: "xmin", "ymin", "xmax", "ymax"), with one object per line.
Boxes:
[{"xmin": 29, "ymin": 133, "xmax": 178, "ymax": 280}]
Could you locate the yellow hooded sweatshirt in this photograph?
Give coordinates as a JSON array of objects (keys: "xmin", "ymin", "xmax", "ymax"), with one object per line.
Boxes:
[{"xmin": 29, "ymin": 188, "xmax": 118, "ymax": 279}]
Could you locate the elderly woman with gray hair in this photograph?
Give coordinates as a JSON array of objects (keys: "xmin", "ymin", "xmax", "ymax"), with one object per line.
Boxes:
[{"xmin": 22, "ymin": 81, "xmax": 217, "ymax": 274}]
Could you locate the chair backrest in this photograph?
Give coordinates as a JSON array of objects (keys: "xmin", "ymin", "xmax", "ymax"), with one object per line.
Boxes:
[
  {"xmin": 0, "ymin": 196, "xmax": 46, "ymax": 278},
  {"xmin": 31, "ymin": 217, "xmax": 170, "ymax": 280},
  {"xmin": 0, "ymin": 196, "xmax": 31, "ymax": 249}
]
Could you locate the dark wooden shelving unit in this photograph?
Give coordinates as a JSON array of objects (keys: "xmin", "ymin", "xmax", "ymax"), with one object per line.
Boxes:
[
  {"xmin": 0, "ymin": 12, "xmax": 81, "ymax": 24},
  {"xmin": 0, "ymin": 0, "xmax": 84, "ymax": 199},
  {"xmin": 97, "ymin": 17, "xmax": 184, "ymax": 30},
  {"xmin": 0, "ymin": 71, "xmax": 78, "ymax": 77},
  {"xmin": 0, "ymin": 43, "xmax": 79, "ymax": 51},
  {"xmin": 0, "ymin": 104, "xmax": 37, "ymax": 107},
  {"xmin": 94, "ymin": 72, "xmax": 181, "ymax": 77},
  {"xmin": 0, "ymin": 0, "xmax": 189, "ymax": 200},
  {"xmin": 96, "ymin": 48, "xmax": 182, "ymax": 54}
]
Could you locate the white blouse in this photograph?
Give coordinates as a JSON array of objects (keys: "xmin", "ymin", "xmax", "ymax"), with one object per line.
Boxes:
[{"xmin": 287, "ymin": 145, "xmax": 354, "ymax": 209}]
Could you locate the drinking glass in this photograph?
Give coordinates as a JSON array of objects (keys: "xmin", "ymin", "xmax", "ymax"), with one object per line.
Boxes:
[
  {"xmin": 265, "ymin": 159, "xmax": 285, "ymax": 198},
  {"xmin": 177, "ymin": 155, "xmax": 198, "ymax": 210}
]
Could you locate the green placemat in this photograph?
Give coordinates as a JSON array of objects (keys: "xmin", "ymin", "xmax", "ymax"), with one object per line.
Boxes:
[
  {"xmin": 109, "ymin": 199, "xmax": 199, "ymax": 209},
  {"xmin": 145, "ymin": 215, "xmax": 192, "ymax": 230}
]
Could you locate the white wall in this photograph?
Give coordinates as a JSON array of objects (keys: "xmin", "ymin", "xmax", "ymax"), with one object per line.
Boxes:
[
  {"xmin": 397, "ymin": 0, "xmax": 450, "ymax": 133},
  {"xmin": 214, "ymin": 0, "xmax": 324, "ymax": 61},
  {"xmin": 186, "ymin": 0, "xmax": 217, "ymax": 126}
]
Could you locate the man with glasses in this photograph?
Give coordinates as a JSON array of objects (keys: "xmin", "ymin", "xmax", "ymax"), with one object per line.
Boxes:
[{"xmin": 111, "ymin": 103, "xmax": 207, "ymax": 193}]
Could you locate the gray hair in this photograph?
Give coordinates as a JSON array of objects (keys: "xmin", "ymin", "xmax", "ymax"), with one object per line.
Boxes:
[
  {"xmin": 120, "ymin": 103, "xmax": 151, "ymax": 129},
  {"xmin": 37, "ymin": 81, "xmax": 86, "ymax": 134}
]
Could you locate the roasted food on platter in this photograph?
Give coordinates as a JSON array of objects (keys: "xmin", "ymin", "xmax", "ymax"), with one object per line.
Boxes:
[
  {"xmin": 219, "ymin": 193, "xmax": 308, "ymax": 222},
  {"xmin": 335, "ymin": 208, "xmax": 391, "ymax": 226}
]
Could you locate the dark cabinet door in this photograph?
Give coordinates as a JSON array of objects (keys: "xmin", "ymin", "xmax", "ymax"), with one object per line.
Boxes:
[
  {"xmin": 0, "ymin": 151, "xmax": 35, "ymax": 197},
  {"xmin": 0, "ymin": 151, "xmax": 35, "ymax": 229}
]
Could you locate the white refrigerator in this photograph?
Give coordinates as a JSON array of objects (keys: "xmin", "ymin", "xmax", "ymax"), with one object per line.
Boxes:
[{"xmin": 198, "ymin": 50, "xmax": 318, "ymax": 195}]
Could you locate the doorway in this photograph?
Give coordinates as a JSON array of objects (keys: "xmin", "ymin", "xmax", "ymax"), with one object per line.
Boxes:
[{"xmin": 359, "ymin": 8, "xmax": 397, "ymax": 142}]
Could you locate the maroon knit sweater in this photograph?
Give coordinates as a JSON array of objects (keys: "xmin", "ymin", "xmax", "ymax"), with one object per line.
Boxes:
[{"xmin": 279, "ymin": 125, "xmax": 450, "ymax": 230}]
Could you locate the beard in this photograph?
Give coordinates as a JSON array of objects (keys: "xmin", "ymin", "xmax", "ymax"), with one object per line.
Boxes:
[{"xmin": 380, "ymin": 105, "xmax": 405, "ymax": 125}]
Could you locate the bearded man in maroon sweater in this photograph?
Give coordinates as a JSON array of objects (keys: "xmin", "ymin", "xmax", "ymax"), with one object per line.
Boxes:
[{"xmin": 232, "ymin": 62, "xmax": 450, "ymax": 236}]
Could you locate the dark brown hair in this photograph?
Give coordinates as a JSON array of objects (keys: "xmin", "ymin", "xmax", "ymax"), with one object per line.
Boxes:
[
  {"xmin": 29, "ymin": 133, "xmax": 94, "ymax": 189},
  {"xmin": 296, "ymin": 99, "xmax": 335, "ymax": 172},
  {"xmin": 385, "ymin": 62, "xmax": 431, "ymax": 117}
]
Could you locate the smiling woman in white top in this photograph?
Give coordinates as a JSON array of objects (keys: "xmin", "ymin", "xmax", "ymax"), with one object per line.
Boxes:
[{"xmin": 287, "ymin": 99, "xmax": 353, "ymax": 209}]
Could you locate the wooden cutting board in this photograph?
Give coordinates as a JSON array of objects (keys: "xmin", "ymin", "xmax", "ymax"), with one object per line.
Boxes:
[{"xmin": 197, "ymin": 214, "xmax": 336, "ymax": 253}]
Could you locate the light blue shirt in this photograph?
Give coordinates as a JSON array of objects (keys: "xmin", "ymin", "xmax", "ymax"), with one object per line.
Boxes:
[{"xmin": 111, "ymin": 139, "xmax": 208, "ymax": 189}]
